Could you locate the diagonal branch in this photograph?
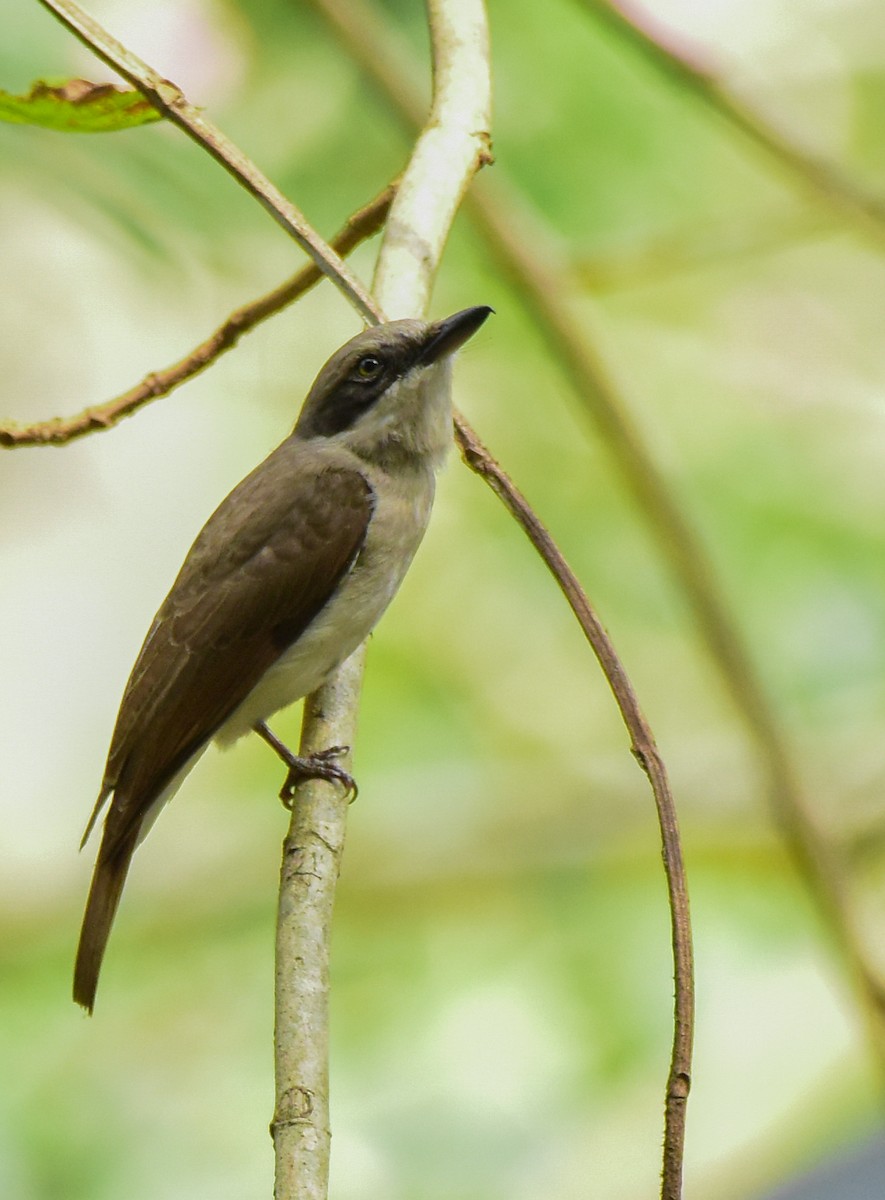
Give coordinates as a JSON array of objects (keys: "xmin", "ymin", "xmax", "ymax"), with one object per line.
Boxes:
[
  {"xmin": 35, "ymin": 0, "xmax": 379, "ymax": 321},
  {"xmin": 455, "ymin": 416, "xmax": 693, "ymax": 1200},
  {"xmin": 576, "ymin": 0, "xmax": 885, "ymax": 245},
  {"xmin": 0, "ymin": 182, "xmax": 395, "ymax": 448}
]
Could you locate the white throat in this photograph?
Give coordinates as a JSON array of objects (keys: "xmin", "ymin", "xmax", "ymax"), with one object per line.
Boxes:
[{"xmin": 343, "ymin": 358, "xmax": 454, "ymax": 471}]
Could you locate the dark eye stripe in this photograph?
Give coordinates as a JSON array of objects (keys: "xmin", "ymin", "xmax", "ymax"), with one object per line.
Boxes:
[
  {"xmin": 295, "ymin": 336, "xmax": 423, "ymax": 441},
  {"xmin": 300, "ymin": 381, "xmax": 387, "ymax": 437}
]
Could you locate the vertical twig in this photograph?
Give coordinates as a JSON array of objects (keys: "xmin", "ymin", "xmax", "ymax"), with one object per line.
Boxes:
[
  {"xmin": 271, "ymin": 4, "xmax": 492, "ymax": 1198},
  {"xmin": 271, "ymin": 686, "xmax": 363, "ymax": 1200}
]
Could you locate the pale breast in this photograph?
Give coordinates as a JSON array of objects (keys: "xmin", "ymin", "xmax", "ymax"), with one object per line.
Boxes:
[{"xmin": 216, "ymin": 466, "xmax": 434, "ymax": 744}]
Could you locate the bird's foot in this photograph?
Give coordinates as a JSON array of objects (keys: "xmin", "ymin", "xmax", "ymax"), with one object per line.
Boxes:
[
  {"xmin": 253, "ymin": 721, "xmax": 358, "ymax": 804},
  {"xmin": 279, "ymin": 746, "xmax": 358, "ymax": 806}
]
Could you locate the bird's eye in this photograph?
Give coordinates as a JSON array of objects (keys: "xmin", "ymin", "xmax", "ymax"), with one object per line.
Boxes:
[{"xmin": 355, "ymin": 355, "xmax": 383, "ymax": 381}]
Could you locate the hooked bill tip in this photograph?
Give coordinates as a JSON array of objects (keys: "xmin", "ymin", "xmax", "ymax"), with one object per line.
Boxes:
[{"xmin": 419, "ymin": 305, "xmax": 493, "ymax": 365}]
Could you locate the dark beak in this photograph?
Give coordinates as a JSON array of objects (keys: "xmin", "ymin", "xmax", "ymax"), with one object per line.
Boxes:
[{"xmin": 418, "ymin": 305, "xmax": 494, "ymax": 366}]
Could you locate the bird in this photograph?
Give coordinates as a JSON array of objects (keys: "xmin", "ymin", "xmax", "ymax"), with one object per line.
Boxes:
[{"xmin": 73, "ymin": 304, "xmax": 493, "ymax": 1012}]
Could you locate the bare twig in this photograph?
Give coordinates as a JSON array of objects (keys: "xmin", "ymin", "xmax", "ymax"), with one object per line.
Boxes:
[
  {"xmin": 35, "ymin": 0, "xmax": 379, "ymax": 321},
  {"xmin": 274, "ymin": 3, "xmax": 492, "ymax": 1198},
  {"xmin": 308, "ymin": 0, "xmax": 885, "ymax": 1068},
  {"xmin": 271, "ymin": 683, "xmax": 363, "ymax": 1200},
  {"xmin": 455, "ymin": 416, "xmax": 693, "ymax": 1200},
  {"xmin": 0, "ymin": 183, "xmax": 395, "ymax": 448},
  {"xmin": 577, "ymin": 0, "xmax": 885, "ymax": 245}
]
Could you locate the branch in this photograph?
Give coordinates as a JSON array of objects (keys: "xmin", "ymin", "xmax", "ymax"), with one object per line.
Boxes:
[
  {"xmin": 455, "ymin": 417, "xmax": 693, "ymax": 1200},
  {"xmin": 35, "ymin": 0, "xmax": 379, "ymax": 321},
  {"xmin": 273, "ymin": 3, "xmax": 491, "ymax": 1198},
  {"xmin": 577, "ymin": 0, "xmax": 885, "ymax": 245},
  {"xmin": 308, "ymin": 0, "xmax": 885, "ymax": 1070},
  {"xmin": 310, "ymin": 2, "xmax": 694, "ymax": 1192},
  {"xmin": 0, "ymin": 183, "xmax": 395, "ymax": 448}
]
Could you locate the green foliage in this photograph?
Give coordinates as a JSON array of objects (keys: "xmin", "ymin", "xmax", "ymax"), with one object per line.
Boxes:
[{"xmin": 0, "ymin": 78, "xmax": 161, "ymax": 132}]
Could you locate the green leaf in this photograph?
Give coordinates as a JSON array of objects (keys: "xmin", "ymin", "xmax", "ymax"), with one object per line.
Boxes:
[{"xmin": 0, "ymin": 78, "xmax": 162, "ymax": 132}]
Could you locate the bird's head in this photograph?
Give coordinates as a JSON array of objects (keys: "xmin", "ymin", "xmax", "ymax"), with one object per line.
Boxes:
[{"xmin": 294, "ymin": 306, "xmax": 492, "ymax": 467}]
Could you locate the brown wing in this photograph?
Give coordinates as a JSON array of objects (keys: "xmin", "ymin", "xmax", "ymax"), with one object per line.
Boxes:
[{"xmin": 95, "ymin": 441, "xmax": 374, "ymax": 855}]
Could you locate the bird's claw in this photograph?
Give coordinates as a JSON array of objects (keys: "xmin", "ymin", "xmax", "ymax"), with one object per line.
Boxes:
[{"xmin": 279, "ymin": 745, "xmax": 358, "ymax": 806}]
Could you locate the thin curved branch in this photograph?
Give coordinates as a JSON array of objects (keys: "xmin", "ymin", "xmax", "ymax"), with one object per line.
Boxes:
[
  {"xmin": 35, "ymin": 0, "xmax": 379, "ymax": 321},
  {"xmin": 0, "ymin": 183, "xmax": 395, "ymax": 448},
  {"xmin": 274, "ymin": 3, "xmax": 492, "ymax": 1198},
  {"xmin": 455, "ymin": 416, "xmax": 693, "ymax": 1200},
  {"xmin": 576, "ymin": 0, "xmax": 885, "ymax": 246},
  {"xmin": 465, "ymin": 156, "xmax": 885, "ymax": 1068},
  {"xmin": 307, "ymin": 0, "xmax": 885, "ymax": 1067}
]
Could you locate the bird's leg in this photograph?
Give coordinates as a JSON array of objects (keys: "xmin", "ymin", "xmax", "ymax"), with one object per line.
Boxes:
[{"xmin": 253, "ymin": 720, "xmax": 358, "ymax": 805}]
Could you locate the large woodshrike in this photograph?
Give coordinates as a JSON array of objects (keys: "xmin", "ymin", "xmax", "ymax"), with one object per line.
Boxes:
[{"xmin": 74, "ymin": 304, "xmax": 492, "ymax": 1012}]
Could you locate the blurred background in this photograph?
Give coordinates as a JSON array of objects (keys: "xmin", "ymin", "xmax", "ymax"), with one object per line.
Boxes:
[{"xmin": 3, "ymin": 0, "xmax": 885, "ymax": 1196}]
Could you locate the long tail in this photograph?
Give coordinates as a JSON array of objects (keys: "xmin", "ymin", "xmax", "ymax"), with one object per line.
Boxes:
[{"xmin": 73, "ymin": 827, "xmax": 139, "ymax": 1013}]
